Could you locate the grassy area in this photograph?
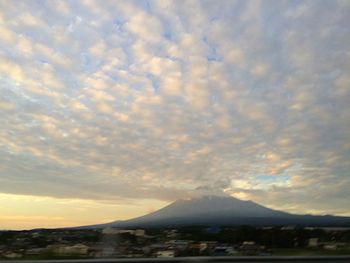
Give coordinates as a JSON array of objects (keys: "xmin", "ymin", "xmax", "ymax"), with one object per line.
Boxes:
[{"xmin": 272, "ymin": 248, "xmax": 350, "ymax": 256}]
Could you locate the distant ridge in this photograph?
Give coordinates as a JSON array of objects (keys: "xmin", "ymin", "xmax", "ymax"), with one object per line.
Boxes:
[{"xmin": 74, "ymin": 195, "xmax": 350, "ymax": 229}]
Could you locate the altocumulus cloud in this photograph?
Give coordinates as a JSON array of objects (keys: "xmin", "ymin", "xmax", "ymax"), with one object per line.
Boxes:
[{"xmin": 0, "ymin": 0, "xmax": 349, "ymax": 215}]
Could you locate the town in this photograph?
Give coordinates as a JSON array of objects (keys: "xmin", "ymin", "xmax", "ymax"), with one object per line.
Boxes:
[{"xmin": 1, "ymin": 226, "xmax": 350, "ymax": 259}]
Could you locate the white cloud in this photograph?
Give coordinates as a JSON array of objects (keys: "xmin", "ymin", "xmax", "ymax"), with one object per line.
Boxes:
[
  {"xmin": 126, "ymin": 11, "xmax": 164, "ymax": 43},
  {"xmin": 0, "ymin": 0, "xmax": 349, "ymax": 217}
]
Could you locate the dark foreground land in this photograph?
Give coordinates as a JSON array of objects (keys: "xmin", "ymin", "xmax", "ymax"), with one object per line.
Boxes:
[
  {"xmin": 1, "ymin": 256, "xmax": 350, "ymax": 263},
  {"xmin": 1, "ymin": 226, "xmax": 350, "ymax": 260}
]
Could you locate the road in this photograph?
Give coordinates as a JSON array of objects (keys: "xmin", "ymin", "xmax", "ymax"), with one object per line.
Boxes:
[{"xmin": 2, "ymin": 256, "xmax": 350, "ymax": 263}]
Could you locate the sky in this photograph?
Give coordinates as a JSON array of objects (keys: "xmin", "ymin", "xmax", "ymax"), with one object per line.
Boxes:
[{"xmin": 0, "ymin": 0, "xmax": 349, "ymax": 230}]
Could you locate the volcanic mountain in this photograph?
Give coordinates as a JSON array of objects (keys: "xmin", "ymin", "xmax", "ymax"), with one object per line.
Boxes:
[{"xmin": 78, "ymin": 195, "xmax": 350, "ymax": 229}]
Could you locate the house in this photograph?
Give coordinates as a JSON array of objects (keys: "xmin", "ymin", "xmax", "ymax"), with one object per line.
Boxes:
[
  {"xmin": 156, "ymin": 250, "xmax": 175, "ymax": 258},
  {"xmin": 134, "ymin": 229, "xmax": 145, "ymax": 237},
  {"xmin": 308, "ymin": 238, "xmax": 319, "ymax": 248}
]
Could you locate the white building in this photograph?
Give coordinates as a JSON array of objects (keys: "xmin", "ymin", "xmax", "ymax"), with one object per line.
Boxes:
[
  {"xmin": 156, "ymin": 250, "xmax": 175, "ymax": 258},
  {"xmin": 308, "ymin": 238, "xmax": 319, "ymax": 247}
]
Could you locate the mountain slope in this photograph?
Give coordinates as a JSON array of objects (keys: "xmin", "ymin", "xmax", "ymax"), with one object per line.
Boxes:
[
  {"xmin": 117, "ymin": 195, "xmax": 290, "ymax": 223},
  {"xmin": 75, "ymin": 195, "xmax": 350, "ymax": 229}
]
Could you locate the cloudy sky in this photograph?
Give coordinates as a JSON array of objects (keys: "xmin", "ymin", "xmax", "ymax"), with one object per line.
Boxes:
[{"xmin": 0, "ymin": 0, "xmax": 349, "ymax": 230}]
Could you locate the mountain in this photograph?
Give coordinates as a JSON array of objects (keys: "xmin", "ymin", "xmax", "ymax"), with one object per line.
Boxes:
[{"xmin": 75, "ymin": 195, "xmax": 350, "ymax": 229}]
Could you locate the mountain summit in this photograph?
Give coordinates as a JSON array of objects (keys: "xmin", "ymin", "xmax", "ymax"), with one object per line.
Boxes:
[
  {"xmin": 78, "ymin": 195, "xmax": 350, "ymax": 229},
  {"xmin": 133, "ymin": 195, "xmax": 290, "ymax": 220}
]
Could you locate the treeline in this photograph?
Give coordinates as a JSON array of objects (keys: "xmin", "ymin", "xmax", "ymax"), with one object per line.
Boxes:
[{"xmin": 172, "ymin": 226, "xmax": 350, "ymax": 248}]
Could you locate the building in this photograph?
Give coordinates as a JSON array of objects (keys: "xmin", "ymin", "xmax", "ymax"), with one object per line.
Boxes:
[
  {"xmin": 134, "ymin": 229, "xmax": 145, "ymax": 237},
  {"xmin": 308, "ymin": 238, "xmax": 319, "ymax": 248},
  {"xmin": 156, "ymin": 250, "xmax": 175, "ymax": 258}
]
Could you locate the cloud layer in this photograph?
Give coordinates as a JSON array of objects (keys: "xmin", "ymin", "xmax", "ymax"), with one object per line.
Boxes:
[{"xmin": 0, "ymin": 0, "xmax": 349, "ymax": 216}]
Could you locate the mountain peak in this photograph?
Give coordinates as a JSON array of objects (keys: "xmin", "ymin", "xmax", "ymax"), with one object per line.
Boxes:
[
  {"xmin": 76, "ymin": 195, "xmax": 350, "ymax": 229},
  {"xmin": 178, "ymin": 194, "xmax": 230, "ymax": 201},
  {"xmin": 176, "ymin": 194, "xmax": 253, "ymax": 204},
  {"xmin": 119, "ymin": 194, "xmax": 291, "ymax": 227}
]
